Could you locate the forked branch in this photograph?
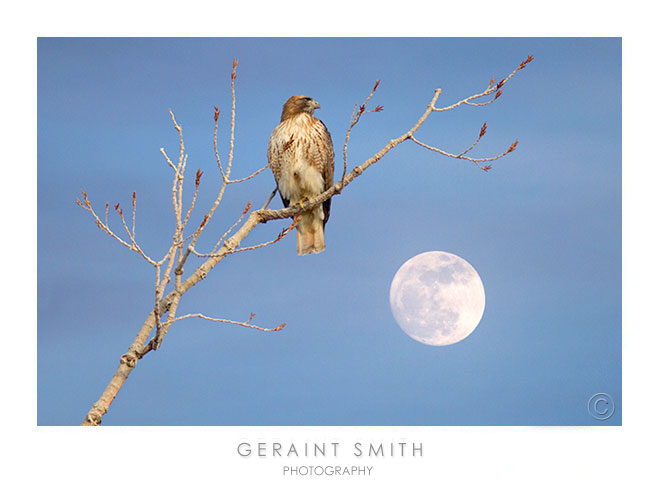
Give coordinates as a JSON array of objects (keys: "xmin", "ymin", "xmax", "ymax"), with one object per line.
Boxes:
[{"xmin": 79, "ymin": 54, "xmax": 532, "ymax": 426}]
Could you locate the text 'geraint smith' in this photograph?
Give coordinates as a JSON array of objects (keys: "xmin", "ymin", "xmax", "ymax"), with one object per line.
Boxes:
[{"xmin": 237, "ymin": 442, "xmax": 423, "ymax": 458}]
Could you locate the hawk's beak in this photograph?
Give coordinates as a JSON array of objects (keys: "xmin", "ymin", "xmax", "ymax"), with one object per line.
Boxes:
[{"xmin": 312, "ymin": 100, "xmax": 321, "ymax": 110}]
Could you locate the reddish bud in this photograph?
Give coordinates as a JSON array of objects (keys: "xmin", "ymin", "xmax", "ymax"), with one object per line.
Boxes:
[
  {"xmin": 195, "ymin": 169, "xmax": 203, "ymax": 187},
  {"xmin": 520, "ymin": 54, "xmax": 534, "ymax": 69},
  {"xmin": 373, "ymin": 105, "xmax": 384, "ymax": 112},
  {"xmin": 114, "ymin": 203, "xmax": 120, "ymax": 211},
  {"xmin": 373, "ymin": 79, "xmax": 380, "ymax": 91},
  {"xmin": 507, "ymin": 140, "xmax": 519, "ymax": 153},
  {"xmin": 496, "ymin": 79, "xmax": 504, "ymax": 90},
  {"xmin": 480, "ymin": 122, "xmax": 487, "ymax": 138},
  {"xmin": 273, "ymin": 322, "xmax": 287, "ymax": 331},
  {"xmin": 199, "ymin": 214, "xmax": 209, "ymax": 228},
  {"xmin": 494, "ymin": 90, "xmax": 502, "ymax": 100},
  {"xmin": 482, "ymin": 165, "xmax": 493, "ymax": 172},
  {"xmin": 242, "ymin": 201, "xmax": 252, "ymax": 216},
  {"xmin": 214, "ymin": 106, "xmax": 219, "ymax": 122},
  {"xmin": 75, "ymin": 199, "xmax": 83, "ymax": 207},
  {"xmin": 132, "ymin": 191, "xmax": 136, "ymax": 204}
]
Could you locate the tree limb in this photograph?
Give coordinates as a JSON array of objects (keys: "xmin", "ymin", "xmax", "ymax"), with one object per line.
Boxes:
[{"xmin": 80, "ymin": 55, "xmax": 532, "ymax": 425}]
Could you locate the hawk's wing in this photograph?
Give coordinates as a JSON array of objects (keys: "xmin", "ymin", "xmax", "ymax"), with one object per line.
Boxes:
[
  {"xmin": 267, "ymin": 124, "xmax": 291, "ymax": 207},
  {"xmin": 311, "ymin": 119, "xmax": 335, "ymax": 227}
]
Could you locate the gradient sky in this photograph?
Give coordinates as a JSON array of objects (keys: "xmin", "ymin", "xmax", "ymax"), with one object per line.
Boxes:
[{"xmin": 37, "ymin": 37, "xmax": 621, "ymax": 426}]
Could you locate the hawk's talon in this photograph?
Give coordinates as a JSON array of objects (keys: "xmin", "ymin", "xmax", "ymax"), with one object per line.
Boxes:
[{"xmin": 295, "ymin": 197, "xmax": 309, "ymax": 210}]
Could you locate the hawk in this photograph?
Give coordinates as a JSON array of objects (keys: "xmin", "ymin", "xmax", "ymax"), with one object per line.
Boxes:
[{"xmin": 268, "ymin": 95, "xmax": 335, "ymax": 255}]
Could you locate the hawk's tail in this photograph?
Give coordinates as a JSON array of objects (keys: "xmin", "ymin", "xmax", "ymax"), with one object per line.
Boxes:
[{"xmin": 296, "ymin": 210, "xmax": 325, "ymax": 255}]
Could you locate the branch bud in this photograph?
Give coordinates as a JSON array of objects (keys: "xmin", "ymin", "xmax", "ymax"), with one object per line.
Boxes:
[
  {"xmin": 242, "ymin": 201, "xmax": 252, "ymax": 216},
  {"xmin": 519, "ymin": 54, "xmax": 534, "ymax": 69}
]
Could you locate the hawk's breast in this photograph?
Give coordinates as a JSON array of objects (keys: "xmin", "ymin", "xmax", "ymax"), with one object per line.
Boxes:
[{"xmin": 272, "ymin": 117, "xmax": 325, "ymax": 203}]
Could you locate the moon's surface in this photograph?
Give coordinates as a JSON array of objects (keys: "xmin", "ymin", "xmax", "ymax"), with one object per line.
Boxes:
[{"xmin": 389, "ymin": 251, "xmax": 486, "ymax": 346}]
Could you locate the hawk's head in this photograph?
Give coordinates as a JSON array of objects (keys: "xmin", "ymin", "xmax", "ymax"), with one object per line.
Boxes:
[{"xmin": 281, "ymin": 95, "xmax": 321, "ymax": 121}]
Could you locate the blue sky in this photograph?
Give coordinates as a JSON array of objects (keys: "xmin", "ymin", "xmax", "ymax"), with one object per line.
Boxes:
[{"xmin": 37, "ymin": 37, "xmax": 621, "ymax": 425}]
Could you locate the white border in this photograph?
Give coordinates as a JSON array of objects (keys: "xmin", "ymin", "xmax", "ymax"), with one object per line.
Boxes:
[{"xmin": 7, "ymin": 1, "xmax": 656, "ymax": 485}]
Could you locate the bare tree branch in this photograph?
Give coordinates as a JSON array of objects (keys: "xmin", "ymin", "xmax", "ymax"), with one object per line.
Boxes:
[
  {"xmin": 341, "ymin": 79, "xmax": 383, "ymax": 189},
  {"xmin": 172, "ymin": 312, "xmax": 287, "ymax": 332},
  {"xmin": 79, "ymin": 54, "xmax": 532, "ymax": 425}
]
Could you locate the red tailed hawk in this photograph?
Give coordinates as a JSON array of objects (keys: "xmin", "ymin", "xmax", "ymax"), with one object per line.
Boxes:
[{"xmin": 268, "ymin": 95, "xmax": 335, "ymax": 255}]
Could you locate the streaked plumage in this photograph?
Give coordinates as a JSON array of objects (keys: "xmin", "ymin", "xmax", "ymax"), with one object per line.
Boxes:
[{"xmin": 268, "ymin": 95, "xmax": 334, "ymax": 255}]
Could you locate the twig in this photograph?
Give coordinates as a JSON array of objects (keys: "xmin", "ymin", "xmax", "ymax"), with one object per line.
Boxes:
[
  {"xmin": 342, "ymin": 80, "xmax": 383, "ymax": 189},
  {"xmin": 76, "ymin": 191, "xmax": 156, "ymax": 266},
  {"xmin": 192, "ymin": 201, "xmax": 252, "ymax": 257},
  {"xmin": 131, "ymin": 191, "xmax": 136, "ymax": 239},
  {"xmin": 262, "ymin": 187, "xmax": 278, "ymax": 210},
  {"xmin": 226, "ymin": 59, "xmax": 238, "ymax": 180},
  {"xmin": 194, "ymin": 215, "xmax": 298, "ymax": 258},
  {"xmin": 182, "ymin": 169, "xmax": 203, "ymax": 229},
  {"xmin": 213, "ymin": 106, "xmax": 226, "ymax": 180},
  {"xmin": 172, "ymin": 312, "xmax": 287, "ymax": 332},
  {"xmin": 409, "ymin": 135, "xmax": 518, "ymax": 171},
  {"xmin": 229, "ymin": 217, "xmax": 298, "ymax": 254},
  {"xmin": 433, "ymin": 54, "xmax": 533, "ymax": 113},
  {"xmin": 458, "ymin": 122, "xmax": 487, "ymax": 157},
  {"xmin": 225, "ymin": 161, "xmax": 271, "ymax": 184}
]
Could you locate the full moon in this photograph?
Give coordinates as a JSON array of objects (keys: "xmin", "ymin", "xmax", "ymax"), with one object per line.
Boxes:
[{"xmin": 389, "ymin": 251, "xmax": 486, "ymax": 346}]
